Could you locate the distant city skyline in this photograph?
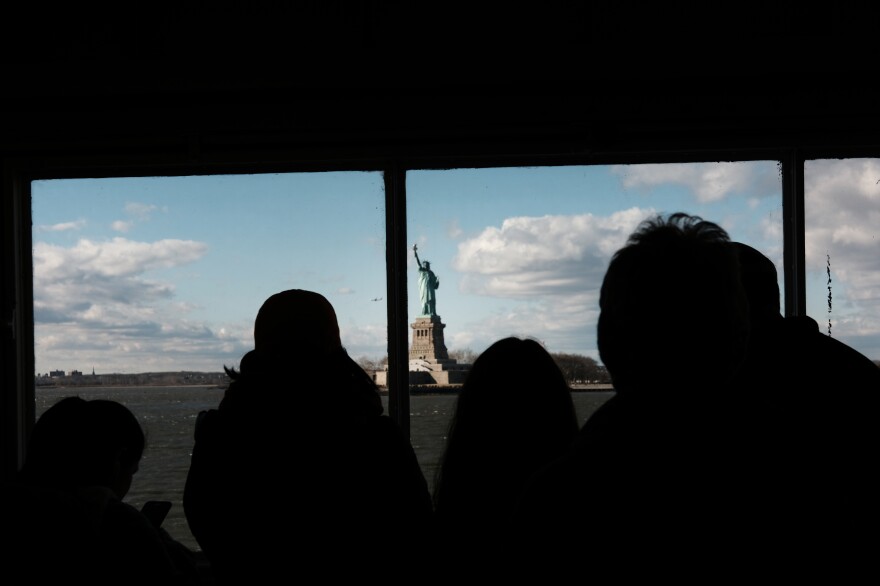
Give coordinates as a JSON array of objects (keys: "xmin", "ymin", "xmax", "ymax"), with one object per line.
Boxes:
[{"xmin": 31, "ymin": 160, "xmax": 880, "ymax": 374}]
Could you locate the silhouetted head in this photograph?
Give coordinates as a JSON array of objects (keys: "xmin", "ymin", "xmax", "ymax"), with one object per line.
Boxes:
[
  {"xmin": 434, "ymin": 336, "xmax": 579, "ymax": 510},
  {"xmin": 224, "ymin": 290, "xmax": 383, "ymax": 417},
  {"xmin": 455, "ymin": 337, "xmax": 575, "ymax": 425},
  {"xmin": 424, "ymin": 261, "xmax": 431, "ymax": 269},
  {"xmin": 22, "ymin": 397, "xmax": 145, "ymax": 499},
  {"xmin": 254, "ymin": 289, "xmax": 342, "ymax": 358},
  {"xmin": 733, "ymin": 242, "xmax": 782, "ymax": 325},
  {"xmin": 597, "ymin": 213, "xmax": 748, "ymax": 394}
]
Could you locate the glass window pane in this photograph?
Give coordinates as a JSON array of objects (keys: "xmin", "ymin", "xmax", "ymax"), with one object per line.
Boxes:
[
  {"xmin": 31, "ymin": 171, "xmax": 387, "ymax": 550},
  {"xmin": 406, "ymin": 162, "xmax": 782, "ymax": 493},
  {"xmin": 804, "ymin": 158, "xmax": 880, "ymax": 362}
]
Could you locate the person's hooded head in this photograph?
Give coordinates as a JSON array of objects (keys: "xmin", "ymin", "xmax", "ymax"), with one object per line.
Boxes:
[
  {"xmin": 231, "ymin": 289, "xmax": 383, "ymax": 416},
  {"xmin": 254, "ymin": 289, "xmax": 343, "ymax": 360}
]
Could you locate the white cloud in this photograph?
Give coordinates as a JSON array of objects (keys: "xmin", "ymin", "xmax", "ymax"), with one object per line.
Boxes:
[
  {"xmin": 339, "ymin": 321, "xmax": 387, "ymax": 359},
  {"xmin": 612, "ymin": 161, "xmax": 780, "ymax": 203},
  {"xmin": 111, "ymin": 220, "xmax": 133, "ymax": 232},
  {"xmin": 34, "ymin": 320, "xmax": 252, "ymax": 374},
  {"xmin": 34, "ymin": 237, "xmax": 207, "ymax": 280},
  {"xmin": 33, "ymin": 237, "xmax": 207, "ymax": 324},
  {"xmin": 447, "ymin": 291, "xmax": 601, "ymax": 357},
  {"xmin": 31, "ymin": 236, "xmax": 229, "ymax": 372},
  {"xmin": 804, "ymin": 158, "xmax": 880, "ymax": 358},
  {"xmin": 804, "ymin": 159, "xmax": 880, "ymax": 273},
  {"xmin": 37, "ymin": 220, "xmax": 86, "ymax": 232},
  {"xmin": 125, "ymin": 202, "xmax": 161, "ymax": 219},
  {"xmin": 453, "ymin": 207, "xmax": 652, "ymax": 298},
  {"xmin": 446, "ymin": 218, "xmax": 463, "ymax": 239},
  {"xmin": 442, "ymin": 207, "xmax": 655, "ymax": 357}
]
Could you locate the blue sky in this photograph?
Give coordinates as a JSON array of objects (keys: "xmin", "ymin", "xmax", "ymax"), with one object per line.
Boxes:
[{"xmin": 31, "ymin": 160, "xmax": 880, "ymax": 374}]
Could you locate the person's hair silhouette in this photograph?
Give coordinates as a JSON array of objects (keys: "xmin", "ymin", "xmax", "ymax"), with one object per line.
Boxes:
[
  {"xmin": 504, "ymin": 213, "xmax": 764, "ymax": 581},
  {"xmin": 432, "ymin": 336, "xmax": 578, "ymax": 579},
  {"xmin": 184, "ymin": 289, "xmax": 433, "ymax": 584},
  {"xmin": 597, "ymin": 212, "xmax": 749, "ymax": 394},
  {"xmin": 13, "ymin": 396, "xmax": 199, "ymax": 585},
  {"xmin": 21, "ymin": 397, "xmax": 144, "ymax": 497}
]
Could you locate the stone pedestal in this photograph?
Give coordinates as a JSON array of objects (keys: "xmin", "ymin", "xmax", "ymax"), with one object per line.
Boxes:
[
  {"xmin": 372, "ymin": 315, "xmax": 472, "ymax": 388},
  {"xmin": 407, "ymin": 315, "xmax": 470, "ymax": 385},
  {"xmin": 410, "ymin": 316, "xmax": 448, "ymax": 361}
]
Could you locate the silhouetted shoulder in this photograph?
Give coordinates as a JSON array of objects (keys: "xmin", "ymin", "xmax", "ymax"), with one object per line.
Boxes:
[
  {"xmin": 2, "ymin": 480, "xmax": 108, "ymax": 584},
  {"xmin": 785, "ymin": 315, "xmax": 880, "ymax": 385},
  {"xmin": 184, "ymin": 289, "xmax": 432, "ymax": 583}
]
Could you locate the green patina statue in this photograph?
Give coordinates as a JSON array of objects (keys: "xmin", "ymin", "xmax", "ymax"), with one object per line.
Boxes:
[{"xmin": 413, "ymin": 244, "xmax": 439, "ymax": 317}]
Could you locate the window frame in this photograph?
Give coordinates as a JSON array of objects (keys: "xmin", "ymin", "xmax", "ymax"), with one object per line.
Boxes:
[{"xmin": 6, "ymin": 145, "xmax": 878, "ymax": 475}]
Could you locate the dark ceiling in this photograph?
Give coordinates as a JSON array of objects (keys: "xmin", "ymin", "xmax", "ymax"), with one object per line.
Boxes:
[{"xmin": 2, "ymin": 3, "xmax": 879, "ymax": 163}]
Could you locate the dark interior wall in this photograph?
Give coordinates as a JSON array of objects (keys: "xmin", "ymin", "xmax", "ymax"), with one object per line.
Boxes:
[
  {"xmin": 4, "ymin": 2, "xmax": 880, "ymax": 162},
  {"xmin": 4, "ymin": 2, "xmax": 880, "ymax": 478}
]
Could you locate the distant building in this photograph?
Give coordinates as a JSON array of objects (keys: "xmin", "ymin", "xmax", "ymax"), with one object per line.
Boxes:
[{"xmin": 49, "ymin": 369, "xmax": 65, "ymax": 377}]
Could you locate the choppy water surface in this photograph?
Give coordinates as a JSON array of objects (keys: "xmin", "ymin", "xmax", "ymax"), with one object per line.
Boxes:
[{"xmin": 35, "ymin": 386, "xmax": 612, "ymax": 551}]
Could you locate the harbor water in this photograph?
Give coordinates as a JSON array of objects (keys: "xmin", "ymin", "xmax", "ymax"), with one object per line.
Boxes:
[{"xmin": 35, "ymin": 385, "xmax": 614, "ymax": 551}]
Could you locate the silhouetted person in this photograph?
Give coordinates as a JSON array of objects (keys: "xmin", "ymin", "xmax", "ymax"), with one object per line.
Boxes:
[
  {"xmin": 504, "ymin": 213, "xmax": 768, "ymax": 581},
  {"xmin": 432, "ymin": 336, "xmax": 579, "ymax": 580},
  {"xmin": 10, "ymin": 396, "xmax": 199, "ymax": 586},
  {"xmin": 183, "ymin": 289, "xmax": 433, "ymax": 584},
  {"xmin": 731, "ymin": 242, "xmax": 880, "ymax": 578},
  {"xmin": 733, "ymin": 241, "xmax": 880, "ymax": 395}
]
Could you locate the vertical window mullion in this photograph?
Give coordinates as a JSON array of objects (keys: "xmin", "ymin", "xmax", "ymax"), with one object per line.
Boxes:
[
  {"xmin": 781, "ymin": 151, "xmax": 807, "ymax": 316},
  {"xmin": 4, "ymin": 172, "xmax": 36, "ymax": 477},
  {"xmin": 384, "ymin": 165, "xmax": 411, "ymax": 437}
]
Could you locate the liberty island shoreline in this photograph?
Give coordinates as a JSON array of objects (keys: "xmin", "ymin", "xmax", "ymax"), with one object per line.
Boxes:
[
  {"xmin": 405, "ymin": 382, "xmax": 614, "ymax": 393},
  {"xmin": 37, "ymin": 373, "xmax": 614, "ymax": 393}
]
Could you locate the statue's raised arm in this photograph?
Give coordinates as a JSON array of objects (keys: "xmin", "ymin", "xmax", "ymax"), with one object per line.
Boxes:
[{"xmin": 413, "ymin": 244, "xmax": 439, "ymax": 317}]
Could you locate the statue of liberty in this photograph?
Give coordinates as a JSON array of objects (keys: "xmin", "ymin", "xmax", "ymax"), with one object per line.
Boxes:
[{"xmin": 413, "ymin": 244, "xmax": 439, "ymax": 317}]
